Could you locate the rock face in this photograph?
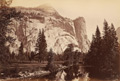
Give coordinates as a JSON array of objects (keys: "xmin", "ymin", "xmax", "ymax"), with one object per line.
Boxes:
[
  {"xmin": 7, "ymin": 5, "xmax": 90, "ymax": 54},
  {"xmin": 116, "ymin": 27, "xmax": 120, "ymax": 42},
  {"xmin": 73, "ymin": 17, "xmax": 90, "ymax": 52}
]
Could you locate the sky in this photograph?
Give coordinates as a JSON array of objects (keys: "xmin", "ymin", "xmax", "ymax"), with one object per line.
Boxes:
[{"xmin": 11, "ymin": 0, "xmax": 120, "ymax": 41}]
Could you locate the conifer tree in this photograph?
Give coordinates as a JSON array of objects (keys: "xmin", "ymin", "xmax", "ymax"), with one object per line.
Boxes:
[
  {"xmin": 110, "ymin": 24, "xmax": 120, "ymax": 77},
  {"xmin": 102, "ymin": 23, "xmax": 120, "ymax": 78},
  {"xmin": 35, "ymin": 29, "xmax": 47, "ymax": 62},
  {"xmin": 85, "ymin": 20, "xmax": 120, "ymax": 79},
  {"xmin": 85, "ymin": 26, "xmax": 102, "ymax": 77},
  {"xmin": 36, "ymin": 30, "xmax": 42, "ymax": 62},
  {"xmin": 41, "ymin": 29, "xmax": 47, "ymax": 61},
  {"xmin": 101, "ymin": 21, "xmax": 113, "ymax": 78}
]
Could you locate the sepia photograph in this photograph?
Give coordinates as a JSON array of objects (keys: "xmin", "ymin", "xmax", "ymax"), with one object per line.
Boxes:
[{"xmin": 0, "ymin": 0, "xmax": 120, "ymax": 81}]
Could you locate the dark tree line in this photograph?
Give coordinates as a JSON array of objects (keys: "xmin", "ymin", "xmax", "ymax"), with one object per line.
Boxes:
[
  {"xmin": 0, "ymin": 0, "xmax": 22, "ymax": 67},
  {"xmin": 14, "ymin": 29, "xmax": 48, "ymax": 62},
  {"xmin": 63, "ymin": 44, "xmax": 83, "ymax": 66},
  {"xmin": 84, "ymin": 20, "xmax": 120, "ymax": 79},
  {"xmin": 46, "ymin": 49, "xmax": 55, "ymax": 72},
  {"xmin": 18, "ymin": 42, "xmax": 27, "ymax": 61}
]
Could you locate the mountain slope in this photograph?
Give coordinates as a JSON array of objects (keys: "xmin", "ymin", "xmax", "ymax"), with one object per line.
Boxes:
[{"xmin": 7, "ymin": 5, "xmax": 90, "ymax": 54}]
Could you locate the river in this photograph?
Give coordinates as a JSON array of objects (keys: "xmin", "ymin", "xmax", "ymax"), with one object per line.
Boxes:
[{"xmin": 1, "ymin": 65, "xmax": 119, "ymax": 81}]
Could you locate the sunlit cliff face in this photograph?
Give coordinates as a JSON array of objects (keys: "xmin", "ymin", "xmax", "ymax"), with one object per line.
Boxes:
[
  {"xmin": 11, "ymin": 0, "xmax": 120, "ymax": 41},
  {"xmin": 5, "ymin": 5, "xmax": 90, "ymax": 54}
]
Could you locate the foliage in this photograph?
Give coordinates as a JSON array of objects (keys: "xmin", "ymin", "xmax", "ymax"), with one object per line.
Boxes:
[
  {"xmin": 63, "ymin": 44, "xmax": 74, "ymax": 65},
  {"xmin": 17, "ymin": 42, "xmax": 27, "ymax": 61},
  {"xmin": 84, "ymin": 20, "xmax": 120, "ymax": 79},
  {"xmin": 0, "ymin": 0, "xmax": 12, "ymax": 8},
  {"xmin": 46, "ymin": 49, "xmax": 56, "ymax": 72},
  {"xmin": 35, "ymin": 29, "xmax": 47, "ymax": 62},
  {"xmin": 0, "ymin": 1, "xmax": 21, "ymax": 67},
  {"xmin": 101, "ymin": 22, "xmax": 120, "ymax": 78},
  {"xmin": 63, "ymin": 44, "xmax": 82, "ymax": 65}
]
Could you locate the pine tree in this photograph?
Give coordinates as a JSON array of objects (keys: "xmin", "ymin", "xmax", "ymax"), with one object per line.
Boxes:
[
  {"xmin": 35, "ymin": 29, "xmax": 47, "ymax": 62},
  {"xmin": 105, "ymin": 23, "xmax": 120, "ymax": 78},
  {"xmin": 41, "ymin": 29, "xmax": 47, "ymax": 61},
  {"xmin": 101, "ymin": 21, "xmax": 114, "ymax": 78},
  {"xmin": 94, "ymin": 26, "xmax": 102, "ymax": 72},
  {"xmin": 84, "ymin": 26, "xmax": 102, "ymax": 77},
  {"xmin": 112, "ymin": 24, "xmax": 120, "ymax": 77},
  {"xmin": 36, "ymin": 30, "xmax": 42, "ymax": 62},
  {"xmin": 85, "ymin": 20, "xmax": 120, "ymax": 79}
]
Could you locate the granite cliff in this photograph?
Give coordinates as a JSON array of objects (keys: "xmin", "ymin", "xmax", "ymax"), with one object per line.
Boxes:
[{"xmin": 6, "ymin": 4, "xmax": 90, "ymax": 54}]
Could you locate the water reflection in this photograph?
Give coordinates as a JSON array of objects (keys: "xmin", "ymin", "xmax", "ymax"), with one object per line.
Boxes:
[
  {"xmin": 64, "ymin": 65, "xmax": 80, "ymax": 81},
  {"xmin": 43, "ymin": 64, "xmax": 87, "ymax": 81},
  {"xmin": 5, "ymin": 65, "xmax": 88, "ymax": 81}
]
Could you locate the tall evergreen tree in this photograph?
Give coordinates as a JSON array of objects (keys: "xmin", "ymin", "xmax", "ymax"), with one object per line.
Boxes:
[
  {"xmin": 41, "ymin": 29, "xmax": 47, "ymax": 61},
  {"xmin": 101, "ymin": 21, "xmax": 115, "ymax": 78},
  {"xmin": 111, "ymin": 24, "xmax": 120, "ymax": 77},
  {"xmin": 103, "ymin": 23, "xmax": 120, "ymax": 78},
  {"xmin": 35, "ymin": 29, "xmax": 47, "ymax": 62},
  {"xmin": 36, "ymin": 30, "xmax": 42, "ymax": 62},
  {"xmin": 85, "ymin": 26, "xmax": 102, "ymax": 77},
  {"xmin": 85, "ymin": 20, "xmax": 120, "ymax": 79}
]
